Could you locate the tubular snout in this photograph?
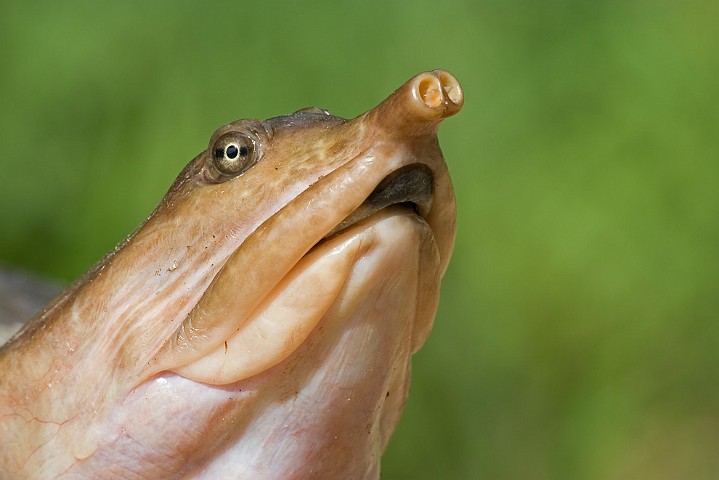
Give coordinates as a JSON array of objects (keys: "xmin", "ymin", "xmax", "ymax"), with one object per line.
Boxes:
[{"xmin": 365, "ymin": 70, "xmax": 464, "ymax": 137}]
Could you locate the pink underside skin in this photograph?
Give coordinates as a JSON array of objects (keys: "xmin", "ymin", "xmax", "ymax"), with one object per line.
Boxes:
[{"xmin": 61, "ymin": 208, "xmax": 438, "ymax": 479}]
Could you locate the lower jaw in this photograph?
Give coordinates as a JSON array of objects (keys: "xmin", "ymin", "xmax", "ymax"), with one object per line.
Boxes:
[{"xmin": 85, "ymin": 208, "xmax": 436, "ymax": 478}]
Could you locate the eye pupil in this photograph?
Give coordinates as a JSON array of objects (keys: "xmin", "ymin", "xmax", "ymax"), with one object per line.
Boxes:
[
  {"xmin": 226, "ymin": 144, "xmax": 239, "ymax": 159},
  {"xmin": 239, "ymin": 145, "xmax": 248, "ymax": 157},
  {"xmin": 214, "ymin": 147, "xmax": 224, "ymax": 159}
]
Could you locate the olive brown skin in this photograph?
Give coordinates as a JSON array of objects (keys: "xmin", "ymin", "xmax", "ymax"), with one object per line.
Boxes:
[{"xmin": 0, "ymin": 70, "xmax": 463, "ymax": 479}]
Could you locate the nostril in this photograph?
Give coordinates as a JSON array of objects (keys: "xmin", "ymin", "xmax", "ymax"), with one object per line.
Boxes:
[
  {"xmin": 436, "ymin": 70, "xmax": 463, "ymax": 105},
  {"xmin": 418, "ymin": 76, "xmax": 443, "ymax": 108}
]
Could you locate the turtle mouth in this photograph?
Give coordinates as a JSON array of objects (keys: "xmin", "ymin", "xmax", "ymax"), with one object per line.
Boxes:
[{"xmin": 325, "ymin": 164, "xmax": 434, "ymax": 239}]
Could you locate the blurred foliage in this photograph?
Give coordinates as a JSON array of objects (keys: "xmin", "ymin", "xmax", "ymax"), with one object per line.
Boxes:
[{"xmin": 1, "ymin": 0, "xmax": 718, "ymax": 478}]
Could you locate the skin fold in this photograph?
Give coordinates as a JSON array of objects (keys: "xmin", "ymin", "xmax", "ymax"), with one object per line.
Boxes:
[{"xmin": 0, "ymin": 70, "xmax": 463, "ymax": 479}]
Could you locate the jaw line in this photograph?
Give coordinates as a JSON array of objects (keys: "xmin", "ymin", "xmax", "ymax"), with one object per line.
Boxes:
[{"xmin": 172, "ymin": 206, "xmax": 436, "ymax": 385}]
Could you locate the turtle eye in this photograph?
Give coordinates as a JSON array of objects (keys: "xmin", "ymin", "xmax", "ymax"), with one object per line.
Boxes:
[{"xmin": 210, "ymin": 132, "xmax": 256, "ymax": 177}]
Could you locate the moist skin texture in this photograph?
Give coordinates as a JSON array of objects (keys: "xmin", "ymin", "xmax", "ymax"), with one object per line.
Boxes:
[{"xmin": 0, "ymin": 70, "xmax": 463, "ymax": 479}]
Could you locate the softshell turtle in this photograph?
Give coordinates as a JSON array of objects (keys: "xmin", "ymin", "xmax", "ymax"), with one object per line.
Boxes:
[{"xmin": 0, "ymin": 70, "xmax": 463, "ymax": 479}]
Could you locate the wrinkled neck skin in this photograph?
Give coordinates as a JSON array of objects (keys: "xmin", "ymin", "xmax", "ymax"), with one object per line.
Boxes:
[{"xmin": 0, "ymin": 70, "xmax": 461, "ymax": 479}]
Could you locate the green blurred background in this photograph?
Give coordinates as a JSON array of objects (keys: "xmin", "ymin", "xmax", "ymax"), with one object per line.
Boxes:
[{"xmin": 1, "ymin": 1, "xmax": 718, "ymax": 478}]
